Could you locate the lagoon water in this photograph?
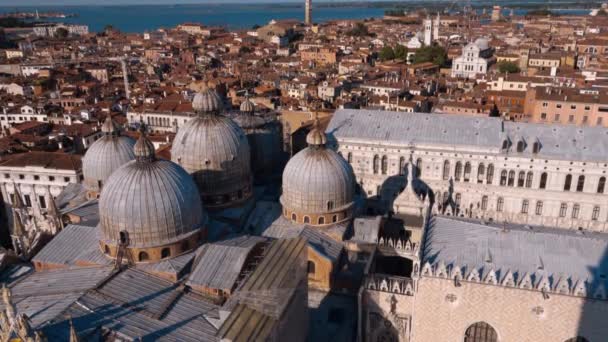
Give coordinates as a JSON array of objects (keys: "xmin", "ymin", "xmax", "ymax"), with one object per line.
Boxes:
[{"xmin": 0, "ymin": 3, "xmax": 592, "ymax": 33}]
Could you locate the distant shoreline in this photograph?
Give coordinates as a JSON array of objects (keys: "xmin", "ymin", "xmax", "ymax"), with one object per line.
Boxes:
[{"xmin": 0, "ymin": 0, "xmax": 603, "ymax": 10}]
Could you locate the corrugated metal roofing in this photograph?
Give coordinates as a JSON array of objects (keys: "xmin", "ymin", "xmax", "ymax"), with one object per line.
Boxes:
[
  {"xmin": 32, "ymin": 224, "xmax": 110, "ymax": 267},
  {"xmin": 187, "ymin": 236, "xmax": 265, "ymax": 290},
  {"xmin": 424, "ymin": 216, "xmax": 608, "ymax": 281},
  {"xmin": 328, "ymin": 109, "xmax": 608, "ymax": 162}
]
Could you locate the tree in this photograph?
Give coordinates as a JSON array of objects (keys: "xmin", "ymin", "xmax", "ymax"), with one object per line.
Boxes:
[
  {"xmin": 394, "ymin": 45, "xmax": 408, "ymax": 61},
  {"xmin": 54, "ymin": 27, "xmax": 69, "ymax": 39},
  {"xmin": 497, "ymin": 60, "xmax": 520, "ymax": 74},
  {"xmin": 379, "ymin": 46, "xmax": 395, "ymax": 61},
  {"xmin": 347, "ymin": 23, "xmax": 371, "ymax": 37},
  {"xmin": 412, "ymin": 45, "xmax": 447, "ymax": 66}
]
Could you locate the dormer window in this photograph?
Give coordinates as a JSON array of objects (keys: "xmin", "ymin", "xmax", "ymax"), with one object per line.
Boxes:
[
  {"xmin": 532, "ymin": 141, "xmax": 541, "ymax": 154},
  {"xmin": 501, "ymin": 139, "xmax": 510, "ymax": 150},
  {"xmin": 516, "ymin": 140, "xmax": 525, "ymax": 153}
]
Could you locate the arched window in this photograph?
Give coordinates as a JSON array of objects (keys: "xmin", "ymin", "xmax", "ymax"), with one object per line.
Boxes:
[
  {"xmin": 525, "ymin": 172, "xmax": 533, "ymax": 188},
  {"xmin": 399, "ymin": 157, "xmax": 406, "ymax": 176},
  {"xmin": 516, "ymin": 140, "xmax": 525, "ymax": 152},
  {"xmin": 576, "ymin": 175, "xmax": 585, "ymax": 192},
  {"xmin": 481, "ymin": 196, "xmax": 488, "ymax": 210},
  {"xmin": 307, "ymin": 261, "xmax": 316, "ymax": 275},
  {"xmin": 508, "ymin": 170, "xmax": 515, "ymax": 187},
  {"xmin": 486, "ymin": 164, "xmax": 494, "ymax": 184},
  {"xmin": 291, "ymin": 213, "xmax": 297, "ymax": 221},
  {"xmin": 161, "ymin": 248, "xmax": 171, "ymax": 259},
  {"xmin": 564, "ymin": 174, "xmax": 572, "ymax": 191},
  {"xmin": 532, "ymin": 141, "xmax": 540, "ymax": 153},
  {"xmin": 521, "ymin": 199, "xmax": 529, "ymax": 214},
  {"xmin": 373, "ymin": 155, "xmax": 380, "ymax": 174},
  {"xmin": 535, "ymin": 201, "xmax": 543, "ymax": 215},
  {"xmin": 592, "ymin": 206, "xmax": 600, "ymax": 221},
  {"xmin": 139, "ymin": 251, "xmax": 149, "ymax": 262},
  {"xmin": 464, "ymin": 162, "xmax": 471, "ymax": 182},
  {"xmin": 332, "ymin": 214, "xmax": 338, "ymax": 223},
  {"xmin": 477, "ymin": 163, "xmax": 485, "ymax": 183},
  {"xmin": 318, "ymin": 217, "xmax": 325, "ymax": 225},
  {"xmin": 559, "ymin": 203, "xmax": 567, "ymax": 217},
  {"xmin": 304, "ymin": 216, "xmax": 310, "ymax": 224},
  {"xmin": 381, "ymin": 155, "xmax": 388, "ymax": 175},
  {"xmin": 455, "ymin": 162, "xmax": 463, "ymax": 181},
  {"xmin": 517, "ymin": 171, "xmax": 525, "ymax": 187},
  {"xmin": 464, "ymin": 322, "xmax": 498, "ymax": 342},
  {"xmin": 497, "ymin": 197, "xmax": 504, "ymax": 212},
  {"xmin": 416, "ymin": 158, "xmax": 423, "ymax": 177},
  {"xmin": 572, "ymin": 204, "xmax": 580, "ymax": 219},
  {"xmin": 104, "ymin": 245, "xmax": 110, "ymax": 255},
  {"xmin": 539, "ymin": 172, "xmax": 548, "ymax": 189},
  {"xmin": 442, "ymin": 160, "xmax": 450, "ymax": 180},
  {"xmin": 500, "ymin": 170, "xmax": 507, "ymax": 186},
  {"xmin": 327, "ymin": 201, "xmax": 334, "ymax": 211},
  {"xmin": 501, "ymin": 139, "xmax": 509, "ymax": 150},
  {"xmin": 598, "ymin": 176, "xmax": 606, "ymax": 194}
]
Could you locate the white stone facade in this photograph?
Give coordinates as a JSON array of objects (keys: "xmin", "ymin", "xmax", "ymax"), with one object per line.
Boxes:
[{"xmin": 451, "ymin": 40, "xmax": 492, "ymax": 78}]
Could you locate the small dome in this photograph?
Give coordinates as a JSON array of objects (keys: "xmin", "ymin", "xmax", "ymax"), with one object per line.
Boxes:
[
  {"xmin": 281, "ymin": 125, "xmax": 355, "ymax": 224},
  {"xmin": 240, "ymin": 98, "xmax": 255, "ymax": 114},
  {"xmin": 82, "ymin": 117, "xmax": 135, "ymax": 193},
  {"xmin": 306, "ymin": 121, "xmax": 327, "ymax": 146},
  {"xmin": 99, "ymin": 136, "xmax": 206, "ymax": 250},
  {"xmin": 474, "ymin": 37, "xmax": 489, "ymax": 50},
  {"xmin": 171, "ymin": 114, "xmax": 252, "ymax": 208},
  {"xmin": 192, "ymin": 85, "xmax": 223, "ymax": 113}
]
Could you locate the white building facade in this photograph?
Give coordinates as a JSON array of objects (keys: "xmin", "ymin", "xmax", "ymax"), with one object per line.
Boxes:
[
  {"xmin": 328, "ymin": 109, "xmax": 608, "ymax": 232},
  {"xmin": 451, "ymin": 38, "xmax": 493, "ymax": 78}
]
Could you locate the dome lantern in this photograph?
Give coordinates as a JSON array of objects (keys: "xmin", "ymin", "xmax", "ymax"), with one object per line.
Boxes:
[
  {"xmin": 133, "ymin": 126, "xmax": 156, "ymax": 163},
  {"xmin": 192, "ymin": 83, "xmax": 223, "ymax": 114}
]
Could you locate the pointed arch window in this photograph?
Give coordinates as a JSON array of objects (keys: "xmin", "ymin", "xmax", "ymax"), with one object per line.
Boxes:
[
  {"xmin": 477, "ymin": 163, "xmax": 485, "ymax": 183},
  {"xmin": 598, "ymin": 176, "xmax": 606, "ymax": 194},
  {"xmin": 486, "ymin": 164, "xmax": 494, "ymax": 184},
  {"xmin": 464, "ymin": 162, "xmax": 471, "ymax": 182},
  {"xmin": 381, "ymin": 155, "xmax": 388, "ymax": 175},
  {"xmin": 373, "ymin": 155, "xmax": 380, "ymax": 174},
  {"xmin": 455, "ymin": 162, "xmax": 463, "ymax": 181},
  {"xmin": 508, "ymin": 170, "xmax": 515, "ymax": 187},
  {"xmin": 539, "ymin": 172, "xmax": 548, "ymax": 189},
  {"xmin": 525, "ymin": 172, "xmax": 533, "ymax": 188},
  {"xmin": 517, "ymin": 171, "xmax": 525, "ymax": 187},
  {"xmin": 576, "ymin": 175, "xmax": 585, "ymax": 192},
  {"xmin": 442, "ymin": 160, "xmax": 450, "ymax": 180},
  {"xmin": 500, "ymin": 170, "xmax": 507, "ymax": 186},
  {"xmin": 564, "ymin": 174, "xmax": 572, "ymax": 191}
]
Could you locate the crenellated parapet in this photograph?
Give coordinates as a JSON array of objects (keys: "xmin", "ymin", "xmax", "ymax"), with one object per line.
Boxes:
[
  {"xmin": 365, "ymin": 274, "xmax": 415, "ymax": 296},
  {"xmin": 419, "ymin": 260, "xmax": 606, "ymax": 300}
]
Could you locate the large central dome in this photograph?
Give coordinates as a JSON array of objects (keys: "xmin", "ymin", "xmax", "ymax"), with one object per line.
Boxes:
[
  {"xmin": 281, "ymin": 118, "xmax": 355, "ymax": 226},
  {"xmin": 99, "ymin": 129, "xmax": 207, "ymax": 262},
  {"xmin": 82, "ymin": 116, "xmax": 135, "ymax": 199},
  {"xmin": 171, "ymin": 86, "xmax": 253, "ymax": 209}
]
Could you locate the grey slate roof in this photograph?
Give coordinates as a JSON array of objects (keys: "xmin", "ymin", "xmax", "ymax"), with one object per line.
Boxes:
[
  {"xmin": 0, "ymin": 266, "xmax": 114, "ymax": 328},
  {"xmin": 187, "ymin": 235, "xmax": 266, "ymax": 291},
  {"xmin": 423, "ymin": 216, "xmax": 608, "ymax": 282},
  {"xmin": 328, "ymin": 109, "xmax": 608, "ymax": 162},
  {"xmin": 42, "ymin": 267, "xmax": 221, "ymax": 342},
  {"xmin": 32, "ymin": 224, "xmax": 111, "ymax": 267}
]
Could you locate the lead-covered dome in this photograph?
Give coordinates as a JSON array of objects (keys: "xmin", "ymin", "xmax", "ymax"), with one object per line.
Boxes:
[
  {"xmin": 281, "ymin": 119, "xmax": 355, "ymax": 226},
  {"xmin": 172, "ymin": 87, "xmax": 252, "ymax": 209},
  {"xmin": 82, "ymin": 116, "xmax": 136, "ymax": 198},
  {"xmin": 99, "ymin": 130, "xmax": 207, "ymax": 261}
]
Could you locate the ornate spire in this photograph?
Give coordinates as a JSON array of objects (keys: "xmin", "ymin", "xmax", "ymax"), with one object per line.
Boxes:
[
  {"xmin": 133, "ymin": 123, "xmax": 156, "ymax": 163},
  {"xmin": 305, "ymin": 113, "xmax": 327, "ymax": 147},
  {"xmin": 101, "ymin": 115, "xmax": 120, "ymax": 135}
]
